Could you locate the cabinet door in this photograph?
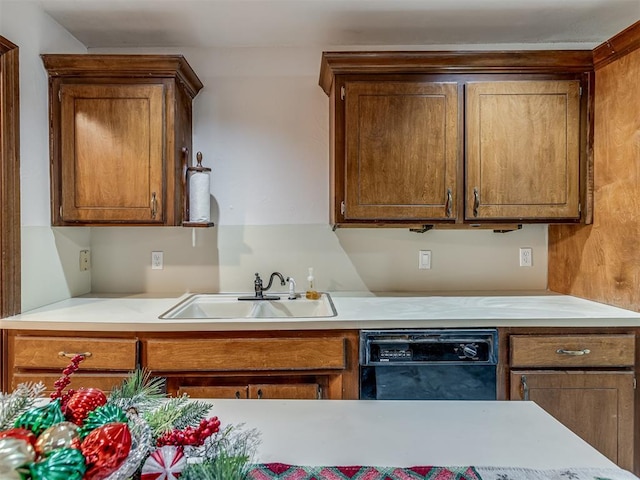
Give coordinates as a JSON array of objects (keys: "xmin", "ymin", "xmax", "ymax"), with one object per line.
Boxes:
[
  {"xmin": 344, "ymin": 81, "xmax": 459, "ymax": 221},
  {"xmin": 466, "ymin": 81, "xmax": 581, "ymax": 220},
  {"xmin": 510, "ymin": 371, "xmax": 634, "ymax": 469},
  {"xmin": 59, "ymin": 83, "xmax": 164, "ymax": 223},
  {"xmin": 249, "ymin": 383, "xmax": 320, "ymax": 400}
]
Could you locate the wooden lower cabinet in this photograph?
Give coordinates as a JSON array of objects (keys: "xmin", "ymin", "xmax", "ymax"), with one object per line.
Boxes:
[
  {"xmin": 142, "ymin": 330, "xmax": 359, "ymax": 400},
  {"xmin": 510, "ymin": 371, "xmax": 634, "ymax": 469},
  {"xmin": 507, "ymin": 329, "xmax": 637, "ymax": 472}
]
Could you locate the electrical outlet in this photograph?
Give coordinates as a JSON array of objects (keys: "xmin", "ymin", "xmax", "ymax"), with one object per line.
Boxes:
[
  {"xmin": 519, "ymin": 247, "xmax": 533, "ymax": 267},
  {"xmin": 151, "ymin": 251, "xmax": 164, "ymax": 270},
  {"xmin": 418, "ymin": 250, "xmax": 432, "ymax": 269},
  {"xmin": 79, "ymin": 250, "xmax": 90, "ymax": 271}
]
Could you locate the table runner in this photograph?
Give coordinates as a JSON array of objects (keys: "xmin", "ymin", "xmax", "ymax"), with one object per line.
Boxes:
[{"xmin": 247, "ymin": 464, "xmax": 640, "ymax": 480}]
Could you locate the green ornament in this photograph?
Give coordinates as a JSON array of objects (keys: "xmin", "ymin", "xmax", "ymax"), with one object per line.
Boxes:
[
  {"xmin": 14, "ymin": 399, "xmax": 64, "ymax": 436},
  {"xmin": 78, "ymin": 403, "xmax": 128, "ymax": 438},
  {"xmin": 29, "ymin": 448, "xmax": 86, "ymax": 480}
]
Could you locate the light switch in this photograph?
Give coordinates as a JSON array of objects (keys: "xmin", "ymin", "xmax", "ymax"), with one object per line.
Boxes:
[{"xmin": 418, "ymin": 250, "xmax": 432, "ymax": 269}]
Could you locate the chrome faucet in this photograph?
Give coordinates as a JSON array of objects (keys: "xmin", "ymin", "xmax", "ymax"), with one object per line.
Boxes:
[{"xmin": 239, "ymin": 272, "xmax": 286, "ymax": 300}]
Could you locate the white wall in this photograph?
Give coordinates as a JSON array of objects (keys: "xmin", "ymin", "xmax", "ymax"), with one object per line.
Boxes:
[
  {"xmin": 0, "ymin": 1, "xmax": 90, "ymax": 311},
  {"xmin": 87, "ymin": 46, "xmax": 548, "ymax": 294},
  {"xmin": 0, "ymin": 2, "xmax": 549, "ymax": 307}
]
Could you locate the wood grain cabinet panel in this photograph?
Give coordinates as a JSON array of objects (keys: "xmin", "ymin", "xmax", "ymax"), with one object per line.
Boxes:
[
  {"xmin": 510, "ymin": 334, "xmax": 635, "ymax": 368},
  {"xmin": 59, "ymin": 84, "xmax": 164, "ymax": 223},
  {"xmin": 466, "ymin": 80, "xmax": 581, "ymax": 221},
  {"xmin": 510, "ymin": 371, "xmax": 634, "ymax": 469},
  {"xmin": 12, "ymin": 373, "xmax": 130, "ymax": 394},
  {"xmin": 343, "ymin": 81, "xmax": 459, "ymax": 221},
  {"xmin": 42, "ymin": 54, "xmax": 203, "ymax": 226},
  {"xmin": 144, "ymin": 337, "xmax": 346, "ymax": 371},
  {"xmin": 12, "ymin": 336, "xmax": 137, "ymax": 370}
]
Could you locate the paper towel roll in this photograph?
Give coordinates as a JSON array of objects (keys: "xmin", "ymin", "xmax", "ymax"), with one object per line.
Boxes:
[{"xmin": 189, "ymin": 171, "xmax": 210, "ymax": 222}]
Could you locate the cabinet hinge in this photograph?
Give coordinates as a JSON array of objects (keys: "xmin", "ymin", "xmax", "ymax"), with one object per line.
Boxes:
[
  {"xmin": 340, "ymin": 86, "xmax": 345, "ymax": 100},
  {"xmin": 340, "ymin": 201, "xmax": 345, "ymax": 215}
]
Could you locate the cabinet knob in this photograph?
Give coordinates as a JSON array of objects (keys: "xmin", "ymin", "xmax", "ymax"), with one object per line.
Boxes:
[{"xmin": 257, "ymin": 389, "xmax": 263, "ymax": 399}]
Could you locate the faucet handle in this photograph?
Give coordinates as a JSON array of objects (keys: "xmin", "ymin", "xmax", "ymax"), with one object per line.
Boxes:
[{"xmin": 287, "ymin": 277, "xmax": 297, "ymax": 300}]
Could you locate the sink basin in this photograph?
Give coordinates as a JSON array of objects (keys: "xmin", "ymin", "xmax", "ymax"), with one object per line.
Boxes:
[{"xmin": 159, "ymin": 293, "xmax": 337, "ymax": 319}]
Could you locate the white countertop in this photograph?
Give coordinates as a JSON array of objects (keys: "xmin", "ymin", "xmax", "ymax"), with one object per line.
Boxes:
[
  {"xmin": 210, "ymin": 399, "xmax": 618, "ymax": 469},
  {"xmin": 2, "ymin": 291, "xmax": 640, "ymax": 331}
]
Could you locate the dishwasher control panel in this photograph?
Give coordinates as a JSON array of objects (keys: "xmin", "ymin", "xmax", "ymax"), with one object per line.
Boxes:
[{"xmin": 360, "ymin": 329, "xmax": 498, "ymax": 366}]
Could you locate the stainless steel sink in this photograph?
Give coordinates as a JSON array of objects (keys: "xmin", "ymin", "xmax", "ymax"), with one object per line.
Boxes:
[{"xmin": 159, "ymin": 293, "xmax": 337, "ymax": 319}]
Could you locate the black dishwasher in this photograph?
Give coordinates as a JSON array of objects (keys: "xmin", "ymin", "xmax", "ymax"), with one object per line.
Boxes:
[{"xmin": 359, "ymin": 329, "xmax": 498, "ymax": 400}]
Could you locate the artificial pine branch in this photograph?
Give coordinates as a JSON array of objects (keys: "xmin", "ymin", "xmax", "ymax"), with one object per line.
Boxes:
[
  {"xmin": 109, "ymin": 368, "xmax": 166, "ymax": 413},
  {"xmin": 0, "ymin": 382, "xmax": 46, "ymax": 430},
  {"xmin": 143, "ymin": 396, "xmax": 211, "ymax": 436}
]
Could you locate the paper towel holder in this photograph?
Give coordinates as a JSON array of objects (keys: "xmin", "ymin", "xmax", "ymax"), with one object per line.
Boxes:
[{"xmin": 182, "ymin": 147, "xmax": 215, "ymax": 228}]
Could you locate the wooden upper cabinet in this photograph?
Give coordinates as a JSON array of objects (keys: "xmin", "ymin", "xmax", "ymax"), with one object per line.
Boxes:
[
  {"xmin": 319, "ymin": 51, "xmax": 593, "ymax": 227},
  {"xmin": 42, "ymin": 54, "xmax": 203, "ymax": 226},
  {"xmin": 466, "ymin": 80, "xmax": 581, "ymax": 221},
  {"xmin": 344, "ymin": 81, "xmax": 459, "ymax": 221}
]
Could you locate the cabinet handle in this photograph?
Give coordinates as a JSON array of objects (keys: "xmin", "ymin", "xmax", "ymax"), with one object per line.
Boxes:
[
  {"xmin": 235, "ymin": 391, "xmax": 241, "ymax": 399},
  {"xmin": 445, "ymin": 188, "xmax": 453, "ymax": 218},
  {"xmin": 58, "ymin": 351, "xmax": 93, "ymax": 359},
  {"xmin": 521, "ymin": 375, "xmax": 529, "ymax": 401},
  {"xmin": 151, "ymin": 192, "xmax": 157, "ymax": 219},
  {"xmin": 257, "ymin": 389, "xmax": 263, "ymax": 399},
  {"xmin": 556, "ymin": 348, "xmax": 591, "ymax": 356},
  {"xmin": 473, "ymin": 187, "xmax": 480, "ymax": 217}
]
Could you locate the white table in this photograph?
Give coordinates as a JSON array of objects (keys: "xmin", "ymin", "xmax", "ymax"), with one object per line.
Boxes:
[{"xmin": 208, "ymin": 400, "xmax": 618, "ymax": 469}]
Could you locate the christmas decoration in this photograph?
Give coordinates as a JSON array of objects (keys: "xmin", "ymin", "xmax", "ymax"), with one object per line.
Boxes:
[
  {"xmin": 0, "ymin": 427, "xmax": 37, "ymax": 447},
  {"xmin": 0, "ymin": 382, "xmax": 46, "ymax": 430},
  {"xmin": 29, "ymin": 447, "xmax": 86, "ymax": 480},
  {"xmin": 65, "ymin": 388, "xmax": 108, "ymax": 426},
  {"xmin": 35, "ymin": 421, "xmax": 80, "ymax": 455},
  {"xmin": 0, "ymin": 354, "xmax": 259, "ymax": 480},
  {"xmin": 14, "ymin": 399, "xmax": 64, "ymax": 436},
  {"xmin": 140, "ymin": 445, "xmax": 186, "ymax": 480},
  {"xmin": 0, "ymin": 437, "xmax": 36, "ymax": 475},
  {"xmin": 78, "ymin": 404, "xmax": 128, "ymax": 439},
  {"xmin": 50, "ymin": 354, "xmax": 86, "ymax": 411},
  {"xmin": 81, "ymin": 422, "xmax": 131, "ymax": 480}
]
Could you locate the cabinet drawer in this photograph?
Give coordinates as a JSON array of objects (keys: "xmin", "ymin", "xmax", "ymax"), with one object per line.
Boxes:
[
  {"xmin": 13, "ymin": 336, "xmax": 137, "ymax": 370},
  {"xmin": 12, "ymin": 373, "xmax": 129, "ymax": 394},
  {"xmin": 510, "ymin": 335, "xmax": 635, "ymax": 368},
  {"xmin": 144, "ymin": 337, "xmax": 346, "ymax": 371}
]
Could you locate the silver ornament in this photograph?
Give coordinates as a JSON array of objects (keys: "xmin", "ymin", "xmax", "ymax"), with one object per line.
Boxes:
[
  {"xmin": 35, "ymin": 421, "xmax": 80, "ymax": 455},
  {"xmin": 0, "ymin": 437, "xmax": 35, "ymax": 472}
]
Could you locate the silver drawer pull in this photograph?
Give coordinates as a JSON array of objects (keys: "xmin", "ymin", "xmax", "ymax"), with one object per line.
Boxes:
[
  {"xmin": 556, "ymin": 348, "xmax": 591, "ymax": 356},
  {"xmin": 58, "ymin": 351, "xmax": 93, "ymax": 359}
]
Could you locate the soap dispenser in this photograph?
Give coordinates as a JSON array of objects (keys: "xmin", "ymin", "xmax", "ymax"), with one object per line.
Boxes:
[{"xmin": 305, "ymin": 267, "xmax": 320, "ymax": 300}]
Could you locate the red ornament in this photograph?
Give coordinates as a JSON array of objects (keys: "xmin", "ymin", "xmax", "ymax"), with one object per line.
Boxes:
[
  {"xmin": 81, "ymin": 422, "xmax": 131, "ymax": 480},
  {"xmin": 65, "ymin": 388, "xmax": 107, "ymax": 425},
  {"xmin": 141, "ymin": 446, "xmax": 186, "ymax": 480},
  {"xmin": 0, "ymin": 428, "xmax": 37, "ymax": 448}
]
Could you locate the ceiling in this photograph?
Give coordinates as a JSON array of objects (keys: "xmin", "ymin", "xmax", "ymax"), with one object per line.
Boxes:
[{"xmin": 31, "ymin": 0, "xmax": 640, "ymax": 49}]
